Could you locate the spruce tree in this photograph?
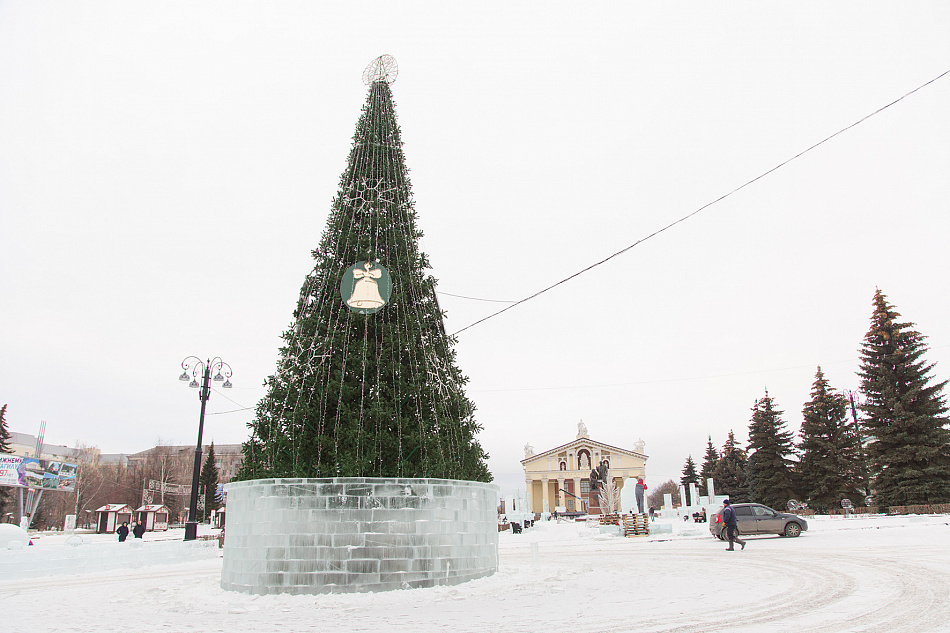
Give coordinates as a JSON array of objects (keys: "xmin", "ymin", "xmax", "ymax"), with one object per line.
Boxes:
[
  {"xmin": 680, "ymin": 455, "xmax": 699, "ymax": 505},
  {"xmin": 699, "ymin": 435, "xmax": 719, "ymax": 496},
  {"xmin": 0, "ymin": 405, "xmax": 12, "ymax": 515},
  {"xmin": 713, "ymin": 430, "xmax": 749, "ymax": 502},
  {"xmin": 199, "ymin": 443, "xmax": 221, "ymax": 522},
  {"xmin": 858, "ymin": 289, "xmax": 950, "ymax": 506},
  {"xmin": 746, "ymin": 391, "xmax": 796, "ymax": 509},
  {"xmin": 237, "ymin": 57, "xmax": 490, "ymax": 482},
  {"xmin": 0, "ymin": 404, "xmax": 10, "ymax": 453},
  {"xmin": 797, "ymin": 367, "xmax": 860, "ymax": 512}
]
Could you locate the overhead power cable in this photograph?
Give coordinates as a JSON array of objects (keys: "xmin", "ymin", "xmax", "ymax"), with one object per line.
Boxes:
[
  {"xmin": 473, "ymin": 356, "xmax": 861, "ymax": 393},
  {"xmin": 437, "ymin": 291, "xmax": 515, "ymax": 303},
  {"xmin": 207, "ymin": 406, "xmax": 255, "ymax": 416},
  {"xmin": 206, "ymin": 387, "xmax": 252, "ymax": 414},
  {"xmin": 470, "ymin": 342, "xmax": 949, "ymax": 393},
  {"xmin": 449, "ymin": 68, "xmax": 950, "ymax": 336}
]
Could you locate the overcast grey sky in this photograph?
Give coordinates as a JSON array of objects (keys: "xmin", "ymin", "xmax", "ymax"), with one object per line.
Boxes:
[{"xmin": 2, "ymin": 2, "xmax": 949, "ymax": 497}]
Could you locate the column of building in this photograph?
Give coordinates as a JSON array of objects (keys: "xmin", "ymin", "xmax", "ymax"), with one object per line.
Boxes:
[{"xmin": 525, "ymin": 477, "xmax": 533, "ymax": 514}]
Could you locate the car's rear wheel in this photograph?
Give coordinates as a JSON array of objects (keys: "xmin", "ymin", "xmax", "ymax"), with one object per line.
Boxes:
[
  {"xmin": 720, "ymin": 527, "xmax": 739, "ymax": 540},
  {"xmin": 784, "ymin": 522, "xmax": 802, "ymax": 537}
]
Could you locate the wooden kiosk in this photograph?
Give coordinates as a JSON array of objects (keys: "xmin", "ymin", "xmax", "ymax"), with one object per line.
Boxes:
[
  {"xmin": 135, "ymin": 504, "xmax": 170, "ymax": 531},
  {"xmin": 95, "ymin": 503, "xmax": 133, "ymax": 534}
]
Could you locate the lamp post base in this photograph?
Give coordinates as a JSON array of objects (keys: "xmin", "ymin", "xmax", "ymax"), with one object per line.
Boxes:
[{"xmin": 184, "ymin": 521, "xmax": 198, "ymax": 541}]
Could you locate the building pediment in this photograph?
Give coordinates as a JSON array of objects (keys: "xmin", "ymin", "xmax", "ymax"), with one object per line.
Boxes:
[
  {"xmin": 522, "ymin": 437, "xmax": 647, "ymax": 466},
  {"xmin": 521, "ymin": 435, "xmax": 648, "ymax": 483}
]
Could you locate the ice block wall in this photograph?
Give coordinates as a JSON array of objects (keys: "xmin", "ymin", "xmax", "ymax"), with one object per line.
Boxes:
[{"xmin": 220, "ymin": 478, "xmax": 499, "ymax": 595}]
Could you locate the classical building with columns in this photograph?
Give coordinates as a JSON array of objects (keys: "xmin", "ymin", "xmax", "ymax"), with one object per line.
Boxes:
[{"xmin": 521, "ymin": 422, "xmax": 648, "ymax": 515}]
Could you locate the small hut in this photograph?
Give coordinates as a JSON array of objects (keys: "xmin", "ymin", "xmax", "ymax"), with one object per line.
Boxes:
[
  {"xmin": 135, "ymin": 504, "xmax": 170, "ymax": 531},
  {"xmin": 95, "ymin": 503, "xmax": 133, "ymax": 534},
  {"xmin": 212, "ymin": 507, "xmax": 226, "ymax": 529}
]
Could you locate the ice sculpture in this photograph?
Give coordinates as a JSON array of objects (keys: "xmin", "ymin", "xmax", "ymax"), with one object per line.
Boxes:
[{"xmin": 220, "ymin": 478, "xmax": 499, "ymax": 595}]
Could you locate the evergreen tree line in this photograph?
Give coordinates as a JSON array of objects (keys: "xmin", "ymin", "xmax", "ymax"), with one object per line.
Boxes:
[{"xmin": 679, "ymin": 290, "xmax": 950, "ymax": 512}]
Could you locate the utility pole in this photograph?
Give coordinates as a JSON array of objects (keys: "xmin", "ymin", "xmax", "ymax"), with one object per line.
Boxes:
[{"xmin": 847, "ymin": 390, "xmax": 870, "ymax": 497}]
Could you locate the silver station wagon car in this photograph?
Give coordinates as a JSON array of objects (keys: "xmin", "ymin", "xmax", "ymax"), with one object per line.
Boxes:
[{"xmin": 709, "ymin": 502, "xmax": 808, "ymax": 539}]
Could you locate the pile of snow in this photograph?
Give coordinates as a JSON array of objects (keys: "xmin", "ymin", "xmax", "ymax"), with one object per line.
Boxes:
[
  {"xmin": 0, "ymin": 523, "xmax": 31, "ymax": 549},
  {"xmin": 1, "ymin": 526, "xmax": 220, "ymax": 579}
]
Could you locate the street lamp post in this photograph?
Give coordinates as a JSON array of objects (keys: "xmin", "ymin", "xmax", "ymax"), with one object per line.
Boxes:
[{"xmin": 179, "ymin": 356, "xmax": 232, "ymax": 541}]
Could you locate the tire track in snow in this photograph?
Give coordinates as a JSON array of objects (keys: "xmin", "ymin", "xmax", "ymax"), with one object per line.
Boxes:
[
  {"xmin": 588, "ymin": 548, "xmax": 856, "ymax": 633},
  {"xmin": 582, "ymin": 542, "xmax": 950, "ymax": 633},
  {"xmin": 805, "ymin": 554, "xmax": 950, "ymax": 633}
]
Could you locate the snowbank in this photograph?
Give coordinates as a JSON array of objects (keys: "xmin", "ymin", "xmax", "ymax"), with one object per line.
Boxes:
[{"xmin": 1, "ymin": 534, "xmax": 220, "ymax": 579}]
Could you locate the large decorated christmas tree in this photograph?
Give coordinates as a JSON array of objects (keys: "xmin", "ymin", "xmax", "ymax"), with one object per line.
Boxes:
[{"xmin": 237, "ymin": 56, "xmax": 491, "ymax": 482}]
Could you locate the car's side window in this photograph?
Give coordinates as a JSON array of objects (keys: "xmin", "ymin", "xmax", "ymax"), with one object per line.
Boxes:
[
  {"xmin": 752, "ymin": 506, "xmax": 771, "ymax": 517},
  {"xmin": 735, "ymin": 506, "xmax": 753, "ymax": 516}
]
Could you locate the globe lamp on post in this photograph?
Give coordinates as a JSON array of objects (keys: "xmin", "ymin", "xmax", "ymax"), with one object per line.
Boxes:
[{"xmin": 179, "ymin": 356, "xmax": 232, "ymax": 541}]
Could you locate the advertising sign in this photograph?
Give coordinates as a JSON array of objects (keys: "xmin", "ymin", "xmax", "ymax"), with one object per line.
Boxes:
[
  {"xmin": 0, "ymin": 455, "xmax": 23, "ymax": 488},
  {"xmin": 147, "ymin": 479, "xmax": 189, "ymax": 495},
  {"xmin": 0, "ymin": 455, "xmax": 78, "ymax": 491}
]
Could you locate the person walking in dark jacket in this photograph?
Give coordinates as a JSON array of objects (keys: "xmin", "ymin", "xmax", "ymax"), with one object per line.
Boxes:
[
  {"xmin": 721, "ymin": 499, "xmax": 745, "ymax": 551},
  {"xmin": 132, "ymin": 520, "xmax": 146, "ymax": 539},
  {"xmin": 116, "ymin": 522, "xmax": 129, "ymax": 542}
]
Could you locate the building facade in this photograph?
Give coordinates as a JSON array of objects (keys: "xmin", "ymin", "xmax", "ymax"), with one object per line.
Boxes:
[
  {"xmin": 125, "ymin": 443, "xmax": 244, "ymax": 483},
  {"xmin": 521, "ymin": 422, "xmax": 647, "ymax": 515},
  {"xmin": 8, "ymin": 431, "xmax": 243, "ymax": 476},
  {"xmin": 8, "ymin": 430, "xmax": 127, "ymax": 465}
]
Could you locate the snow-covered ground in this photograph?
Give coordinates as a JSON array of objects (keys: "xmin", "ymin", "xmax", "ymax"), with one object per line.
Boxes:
[{"xmin": 4, "ymin": 514, "xmax": 949, "ymax": 632}]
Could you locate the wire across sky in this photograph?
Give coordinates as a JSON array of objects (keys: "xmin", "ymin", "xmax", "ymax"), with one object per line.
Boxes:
[{"xmin": 447, "ymin": 68, "xmax": 950, "ymax": 337}]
